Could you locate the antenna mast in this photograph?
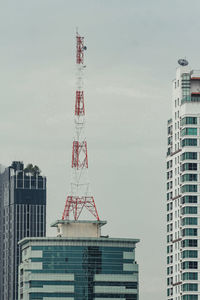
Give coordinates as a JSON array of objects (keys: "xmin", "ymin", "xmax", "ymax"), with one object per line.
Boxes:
[{"xmin": 62, "ymin": 31, "xmax": 100, "ymax": 221}]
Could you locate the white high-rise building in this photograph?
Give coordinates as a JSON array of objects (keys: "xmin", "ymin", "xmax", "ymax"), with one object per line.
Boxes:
[{"xmin": 167, "ymin": 59, "xmax": 200, "ymax": 300}]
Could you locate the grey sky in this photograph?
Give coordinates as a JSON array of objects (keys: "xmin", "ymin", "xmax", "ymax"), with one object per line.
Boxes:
[{"xmin": 1, "ymin": 1, "xmax": 200, "ymax": 299}]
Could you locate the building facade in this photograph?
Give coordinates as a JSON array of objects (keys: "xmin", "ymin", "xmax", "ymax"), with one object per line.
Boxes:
[
  {"xmin": 19, "ymin": 235, "xmax": 139, "ymax": 300},
  {"xmin": 0, "ymin": 161, "xmax": 46, "ymax": 300},
  {"xmin": 166, "ymin": 62, "xmax": 200, "ymax": 300}
]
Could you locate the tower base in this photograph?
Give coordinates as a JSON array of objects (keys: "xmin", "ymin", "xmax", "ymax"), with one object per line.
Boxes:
[{"xmin": 51, "ymin": 220, "xmax": 107, "ymax": 238}]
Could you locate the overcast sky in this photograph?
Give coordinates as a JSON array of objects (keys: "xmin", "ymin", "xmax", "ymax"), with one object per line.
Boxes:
[{"xmin": 1, "ymin": 1, "xmax": 200, "ymax": 299}]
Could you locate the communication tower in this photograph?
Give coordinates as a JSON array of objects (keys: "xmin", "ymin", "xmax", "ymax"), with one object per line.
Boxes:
[{"xmin": 62, "ymin": 31, "xmax": 99, "ymax": 221}]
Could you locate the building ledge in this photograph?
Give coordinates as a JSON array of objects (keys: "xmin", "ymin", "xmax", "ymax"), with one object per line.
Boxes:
[
  {"xmin": 18, "ymin": 236, "xmax": 140, "ymax": 247},
  {"xmin": 172, "ymin": 195, "xmax": 181, "ymax": 201},
  {"xmin": 172, "ymin": 238, "xmax": 182, "ymax": 243},
  {"xmin": 51, "ymin": 219, "xmax": 107, "ymax": 227},
  {"xmin": 172, "ymin": 281, "xmax": 182, "ymax": 286}
]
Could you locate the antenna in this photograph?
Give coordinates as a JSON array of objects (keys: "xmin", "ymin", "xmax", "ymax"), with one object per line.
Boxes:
[
  {"xmin": 178, "ymin": 58, "xmax": 188, "ymax": 66},
  {"xmin": 62, "ymin": 31, "xmax": 100, "ymax": 221}
]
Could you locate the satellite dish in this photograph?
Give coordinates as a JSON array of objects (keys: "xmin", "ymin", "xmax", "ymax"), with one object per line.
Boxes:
[{"xmin": 178, "ymin": 59, "xmax": 188, "ymax": 66}]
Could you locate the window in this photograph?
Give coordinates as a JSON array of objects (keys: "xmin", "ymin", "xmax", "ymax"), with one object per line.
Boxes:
[
  {"xmin": 182, "ymin": 261, "xmax": 198, "ymax": 269},
  {"xmin": 167, "ymin": 288, "xmax": 170, "ymax": 296},
  {"xmin": 182, "ymin": 251, "xmax": 198, "ymax": 259},
  {"xmin": 182, "ymin": 217, "xmax": 197, "ymax": 225},
  {"xmin": 167, "ymin": 192, "xmax": 172, "ymax": 201},
  {"xmin": 182, "ymin": 96, "xmax": 191, "ymax": 104},
  {"xmin": 168, "ymin": 137, "xmax": 172, "ymax": 145},
  {"xmin": 182, "ymin": 295, "xmax": 198, "ymax": 300},
  {"xmin": 167, "ymin": 245, "xmax": 173, "ymax": 254},
  {"xmin": 167, "ymin": 266, "xmax": 173, "ymax": 275},
  {"xmin": 182, "ymin": 228, "xmax": 197, "ymax": 236},
  {"xmin": 182, "ymin": 139, "xmax": 197, "ymax": 147},
  {"xmin": 167, "ymin": 277, "xmax": 171, "ymax": 286},
  {"xmin": 167, "ymin": 203, "xmax": 172, "ymax": 211},
  {"xmin": 182, "ymin": 272, "xmax": 198, "ymax": 280},
  {"xmin": 182, "ymin": 283, "xmax": 198, "ymax": 291},
  {"xmin": 167, "ymin": 234, "xmax": 173, "ymax": 242},
  {"xmin": 182, "ymin": 240, "xmax": 198, "ymax": 248},
  {"xmin": 167, "ymin": 213, "xmax": 173, "ymax": 222},
  {"xmin": 182, "ymin": 74, "xmax": 190, "ymax": 80},
  {"xmin": 182, "ymin": 163, "xmax": 197, "ymax": 171},
  {"xmin": 167, "ymin": 287, "xmax": 173, "ymax": 296},
  {"xmin": 182, "ymin": 206, "xmax": 197, "ymax": 214},
  {"xmin": 181, "ymin": 152, "xmax": 197, "ymax": 160},
  {"xmin": 167, "ymin": 255, "xmax": 173, "ymax": 264},
  {"xmin": 181, "ymin": 185, "xmax": 197, "ymax": 193},
  {"xmin": 182, "ymin": 89, "xmax": 190, "ymax": 97},
  {"xmin": 167, "ymin": 181, "xmax": 173, "ymax": 190},
  {"xmin": 168, "ymin": 126, "xmax": 172, "ymax": 135},
  {"xmin": 181, "ymin": 117, "xmax": 197, "ymax": 126},
  {"xmin": 167, "ymin": 223, "xmax": 173, "ymax": 232},
  {"xmin": 181, "ymin": 128, "xmax": 197, "ymax": 136},
  {"xmin": 181, "ymin": 174, "xmax": 197, "ymax": 182},
  {"xmin": 182, "ymin": 196, "xmax": 197, "ymax": 204}
]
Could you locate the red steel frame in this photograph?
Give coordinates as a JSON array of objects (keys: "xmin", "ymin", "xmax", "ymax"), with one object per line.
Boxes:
[
  {"xmin": 62, "ymin": 196, "xmax": 99, "ymax": 221},
  {"xmin": 72, "ymin": 141, "xmax": 88, "ymax": 169},
  {"xmin": 76, "ymin": 35, "xmax": 84, "ymax": 64},
  {"xmin": 62, "ymin": 31, "xmax": 99, "ymax": 221},
  {"xmin": 75, "ymin": 91, "xmax": 85, "ymax": 116}
]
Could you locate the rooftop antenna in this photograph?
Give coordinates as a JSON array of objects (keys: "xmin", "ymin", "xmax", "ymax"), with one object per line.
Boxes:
[
  {"xmin": 178, "ymin": 58, "xmax": 189, "ymax": 66},
  {"xmin": 62, "ymin": 30, "xmax": 99, "ymax": 221}
]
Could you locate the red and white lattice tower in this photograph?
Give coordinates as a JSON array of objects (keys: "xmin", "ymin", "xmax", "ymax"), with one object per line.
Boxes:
[{"xmin": 62, "ymin": 31, "xmax": 100, "ymax": 221}]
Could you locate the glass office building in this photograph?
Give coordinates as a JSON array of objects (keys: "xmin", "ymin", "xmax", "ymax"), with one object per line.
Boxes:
[
  {"xmin": 19, "ymin": 236, "xmax": 139, "ymax": 300},
  {"xmin": 0, "ymin": 161, "xmax": 46, "ymax": 300}
]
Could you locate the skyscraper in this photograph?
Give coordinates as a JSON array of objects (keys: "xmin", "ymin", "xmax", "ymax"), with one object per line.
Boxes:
[
  {"xmin": 166, "ymin": 60, "xmax": 200, "ymax": 300},
  {"xmin": 0, "ymin": 161, "xmax": 46, "ymax": 300}
]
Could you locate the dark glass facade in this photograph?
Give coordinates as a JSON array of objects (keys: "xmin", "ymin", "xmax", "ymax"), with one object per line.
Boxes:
[
  {"xmin": 0, "ymin": 162, "xmax": 46, "ymax": 300},
  {"xmin": 19, "ymin": 238, "xmax": 139, "ymax": 300}
]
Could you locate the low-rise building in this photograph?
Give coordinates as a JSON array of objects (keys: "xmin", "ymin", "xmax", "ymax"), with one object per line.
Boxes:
[{"xmin": 19, "ymin": 220, "xmax": 139, "ymax": 300}]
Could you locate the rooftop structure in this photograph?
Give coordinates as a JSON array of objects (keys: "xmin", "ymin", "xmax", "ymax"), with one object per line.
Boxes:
[{"xmin": 51, "ymin": 220, "xmax": 107, "ymax": 238}]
